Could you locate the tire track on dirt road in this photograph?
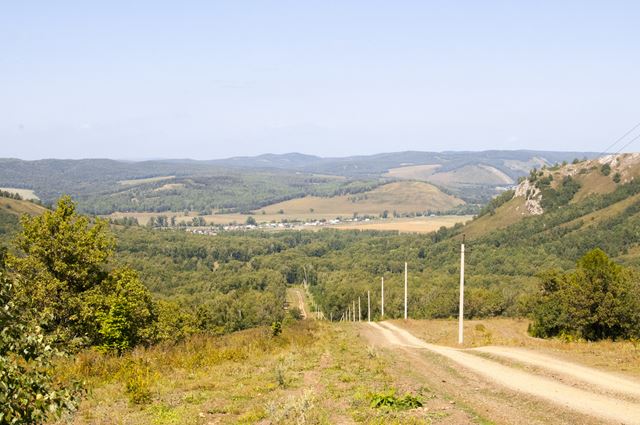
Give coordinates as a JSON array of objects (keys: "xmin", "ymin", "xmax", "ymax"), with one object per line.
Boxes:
[
  {"xmin": 367, "ymin": 321, "xmax": 640, "ymax": 424},
  {"xmin": 471, "ymin": 345, "xmax": 640, "ymax": 400},
  {"xmin": 295, "ymin": 288, "xmax": 308, "ymax": 319}
]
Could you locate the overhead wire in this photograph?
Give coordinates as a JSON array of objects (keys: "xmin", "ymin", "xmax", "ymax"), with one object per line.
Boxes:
[{"xmin": 599, "ymin": 120, "xmax": 640, "ymax": 156}]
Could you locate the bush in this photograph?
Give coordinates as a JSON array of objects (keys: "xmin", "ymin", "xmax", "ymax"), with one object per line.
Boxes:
[
  {"xmin": 0, "ymin": 271, "xmax": 83, "ymax": 424},
  {"xmin": 271, "ymin": 321, "xmax": 283, "ymax": 337},
  {"xmin": 613, "ymin": 172, "xmax": 621, "ymax": 183},
  {"xmin": 529, "ymin": 249, "xmax": 640, "ymax": 340},
  {"xmin": 369, "ymin": 389, "xmax": 422, "ymax": 410},
  {"xmin": 288, "ymin": 307, "xmax": 303, "ymax": 320},
  {"xmin": 121, "ymin": 359, "xmax": 155, "ymax": 405}
]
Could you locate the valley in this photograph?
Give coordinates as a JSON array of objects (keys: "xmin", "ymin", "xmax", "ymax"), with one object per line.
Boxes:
[{"xmin": 2, "ymin": 152, "xmax": 640, "ymax": 425}]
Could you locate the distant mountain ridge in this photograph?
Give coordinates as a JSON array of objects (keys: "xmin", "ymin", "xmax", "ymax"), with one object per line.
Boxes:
[{"xmin": 0, "ymin": 150, "xmax": 600, "ymax": 214}]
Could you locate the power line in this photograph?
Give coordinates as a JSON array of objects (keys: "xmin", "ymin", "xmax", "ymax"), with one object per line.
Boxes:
[
  {"xmin": 613, "ymin": 131, "xmax": 640, "ymax": 155},
  {"xmin": 599, "ymin": 120, "xmax": 640, "ymax": 156}
]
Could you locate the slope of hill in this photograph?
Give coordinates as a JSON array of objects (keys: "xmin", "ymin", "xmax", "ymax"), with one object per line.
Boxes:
[
  {"xmin": 463, "ymin": 153, "xmax": 640, "ymax": 240},
  {"xmin": 0, "ymin": 196, "xmax": 48, "ymax": 236},
  {"xmin": 257, "ymin": 181, "xmax": 464, "ymax": 217}
]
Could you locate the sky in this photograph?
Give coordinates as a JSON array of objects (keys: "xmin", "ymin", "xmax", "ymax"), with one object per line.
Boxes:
[{"xmin": 2, "ymin": 1, "xmax": 640, "ymax": 160}]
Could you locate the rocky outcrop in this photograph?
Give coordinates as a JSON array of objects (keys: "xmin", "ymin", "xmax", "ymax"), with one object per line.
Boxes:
[{"xmin": 514, "ymin": 178, "xmax": 543, "ymax": 215}]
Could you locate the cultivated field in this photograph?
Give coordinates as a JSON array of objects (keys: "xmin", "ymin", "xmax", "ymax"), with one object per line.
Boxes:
[
  {"xmin": 385, "ymin": 164, "xmax": 514, "ymax": 186},
  {"xmin": 257, "ymin": 181, "xmax": 464, "ymax": 216},
  {"xmin": 332, "ymin": 215, "xmax": 472, "ymax": 233},
  {"xmin": 108, "ymin": 211, "xmax": 471, "ymax": 233},
  {"xmin": 384, "ymin": 164, "xmax": 441, "ymax": 180},
  {"xmin": 118, "ymin": 175, "xmax": 175, "ymax": 186},
  {"xmin": 0, "ymin": 187, "xmax": 39, "ymax": 200}
]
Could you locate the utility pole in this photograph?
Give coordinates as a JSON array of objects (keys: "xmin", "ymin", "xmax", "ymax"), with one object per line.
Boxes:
[
  {"xmin": 458, "ymin": 235, "xmax": 465, "ymax": 345},
  {"xmin": 381, "ymin": 277, "xmax": 385, "ymax": 319},
  {"xmin": 367, "ymin": 290, "xmax": 371, "ymax": 322},
  {"xmin": 404, "ymin": 262, "xmax": 408, "ymax": 320},
  {"xmin": 358, "ymin": 297, "xmax": 361, "ymax": 322},
  {"xmin": 352, "ymin": 301, "xmax": 356, "ymax": 322}
]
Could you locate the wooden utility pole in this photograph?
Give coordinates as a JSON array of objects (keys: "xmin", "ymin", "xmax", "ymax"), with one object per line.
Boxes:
[
  {"xmin": 404, "ymin": 262, "xmax": 408, "ymax": 320},
  {"xmin": 358, "ymin": 297, "xmax": 361, "ymax": 322},
  {"xmin": 458, "ymin": 235, "xmax": 465, "ymax": 345},
  {"xmin": 381, "ymin": 277, "xmax": 385, "ymax": 319},
  {"xmin": 367, "ymin": 290, "xmax": 371, "ymax": 322},
  {"xmin": 352, "ymin": 301, "xmax": 356, "ymax": 322}
]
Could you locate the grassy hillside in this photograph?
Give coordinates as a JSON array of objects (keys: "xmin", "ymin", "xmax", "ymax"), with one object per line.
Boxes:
[
  {"xmin": 0, "ymin": 196, "xmax": 48, "ymax": 236},
  {"xmin": 386, "ymin": 164, "xmax": 513, "ymax": 186},
  {"xmin": 461, "ymin": 196, "xmax": 527, "ymax": 239},
  {"xmin": 462, "ymin": 153, "xmax": 640, "ymax": 239},
  {"xmin": 257, "ymin": 181, "xmax": 464, "ymax": 217}
]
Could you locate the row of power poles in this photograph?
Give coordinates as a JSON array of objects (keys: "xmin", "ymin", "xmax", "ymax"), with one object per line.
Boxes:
[
  {"xmin": 339, "ymin": 261, "xmax": 411, "ymax": 323},
  {"xmin": 338, "ymin": 236, "xmax": 467, "ymax": 345}
]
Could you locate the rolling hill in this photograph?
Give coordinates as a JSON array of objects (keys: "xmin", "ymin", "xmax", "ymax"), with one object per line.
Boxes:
[{"xmin": 257, "ymin": 181, "xmax": 465, "ymax": 217}]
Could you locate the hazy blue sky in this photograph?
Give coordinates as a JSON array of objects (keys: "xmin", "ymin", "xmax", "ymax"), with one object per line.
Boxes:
[{"xmin": 2, "ymin": 1, "xmax": 640, "ymax": 159}]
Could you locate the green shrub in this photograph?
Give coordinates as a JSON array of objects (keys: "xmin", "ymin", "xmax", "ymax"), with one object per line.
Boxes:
[
  {"xmin": 288, "ymin": 307, "xmax": 303, "ymax": 320},
  {"xmin": 121, "ymin": 359, "xmax": 155, "ymax": 405},
  {"xmin": 0, "ymin": 271, "xmax": 83, "ymax": 424},
  {"xmin": 369, "ymin": 389, "xmax": 422, "ymax": 410},
  {"xmin": 613, "ymin": 172, "xmax": 621, "ymax": 183},
  {"xmin": 529, "ymin": 249, "xmax": 640, "ymax": 340},
  {"xmin": 271, "ymin": 321, "xmax": 282, "ymax": 337}
]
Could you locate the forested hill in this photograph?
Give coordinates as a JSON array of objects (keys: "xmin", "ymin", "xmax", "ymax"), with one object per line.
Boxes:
[{"xmin": 0, "ymin": 150, "xmax": 595, "ymax": 214}]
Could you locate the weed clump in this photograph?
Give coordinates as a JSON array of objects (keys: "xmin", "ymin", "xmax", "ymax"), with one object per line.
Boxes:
[
  {"xmin": 121, "ymin": 359, "xmax": 155, "ymax": 405},
  {"xmin": 369, "ymin": 389, "xmax": 423, "ymax": 410},
  {"xmin": 271, "ymin": 321, "xmax": 282, "ymax": 337}
]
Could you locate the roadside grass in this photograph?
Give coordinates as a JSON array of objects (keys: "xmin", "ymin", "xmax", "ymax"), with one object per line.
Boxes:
[
  {"xmin": 54, "ymin": 320, "xmax": 460, "ymax": 424},
  {"xmin": 394, "ymin": 318, "xmax": 640, "ymax": 377}
]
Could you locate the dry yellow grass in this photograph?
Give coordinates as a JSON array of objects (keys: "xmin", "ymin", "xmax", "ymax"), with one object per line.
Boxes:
[
  {"xmin": 154, "ymin": 183, "xmax": 186, "ymax": 191},
  {"xmin": 54, "ymin": 320, "xmax": 483, "ymax": 424},
  {"xmin": 427, "ymin": 164, "xmax": 514, "ymax": 186},
  {"xmin": 118, "ymin": 176, "xmax": 175, "ymax": 186},
  {"xmin": 571, "ymin": 169, "xmax": 616, "ymax": 203},
  {"xmin": 0, "ymin": 197, "xmax": 47, "ymax": 216},
  {"xmin": 384, "ymin": 164, "xmax": 441, "ymax": 180},
  {"xmin": 386, "ymin": 164, "xmax": 514, "ymax": 186},
  {"xmin": 0, "ymin": 187, "xmax": 39, "ymax": 200},
  {"xmin": 332, "ymin": 215, "xmax": 472, "ymax": 233},
  {"xmin": 462, "ymin": 196, "xmax": 528, "ymax": 239},
  {"xmin": 258, "ymin": 181, "xmax": 464, "ymax": 216}
]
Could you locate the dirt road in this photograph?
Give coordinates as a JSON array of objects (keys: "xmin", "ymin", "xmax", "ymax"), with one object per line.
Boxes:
[
  {"xmin": 365, "ymin": 321, "xmax": 640, "ymax": 424},
  {"xmin": 294, "ymin": 288, "xmax": 308, "ymax": 319}
]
